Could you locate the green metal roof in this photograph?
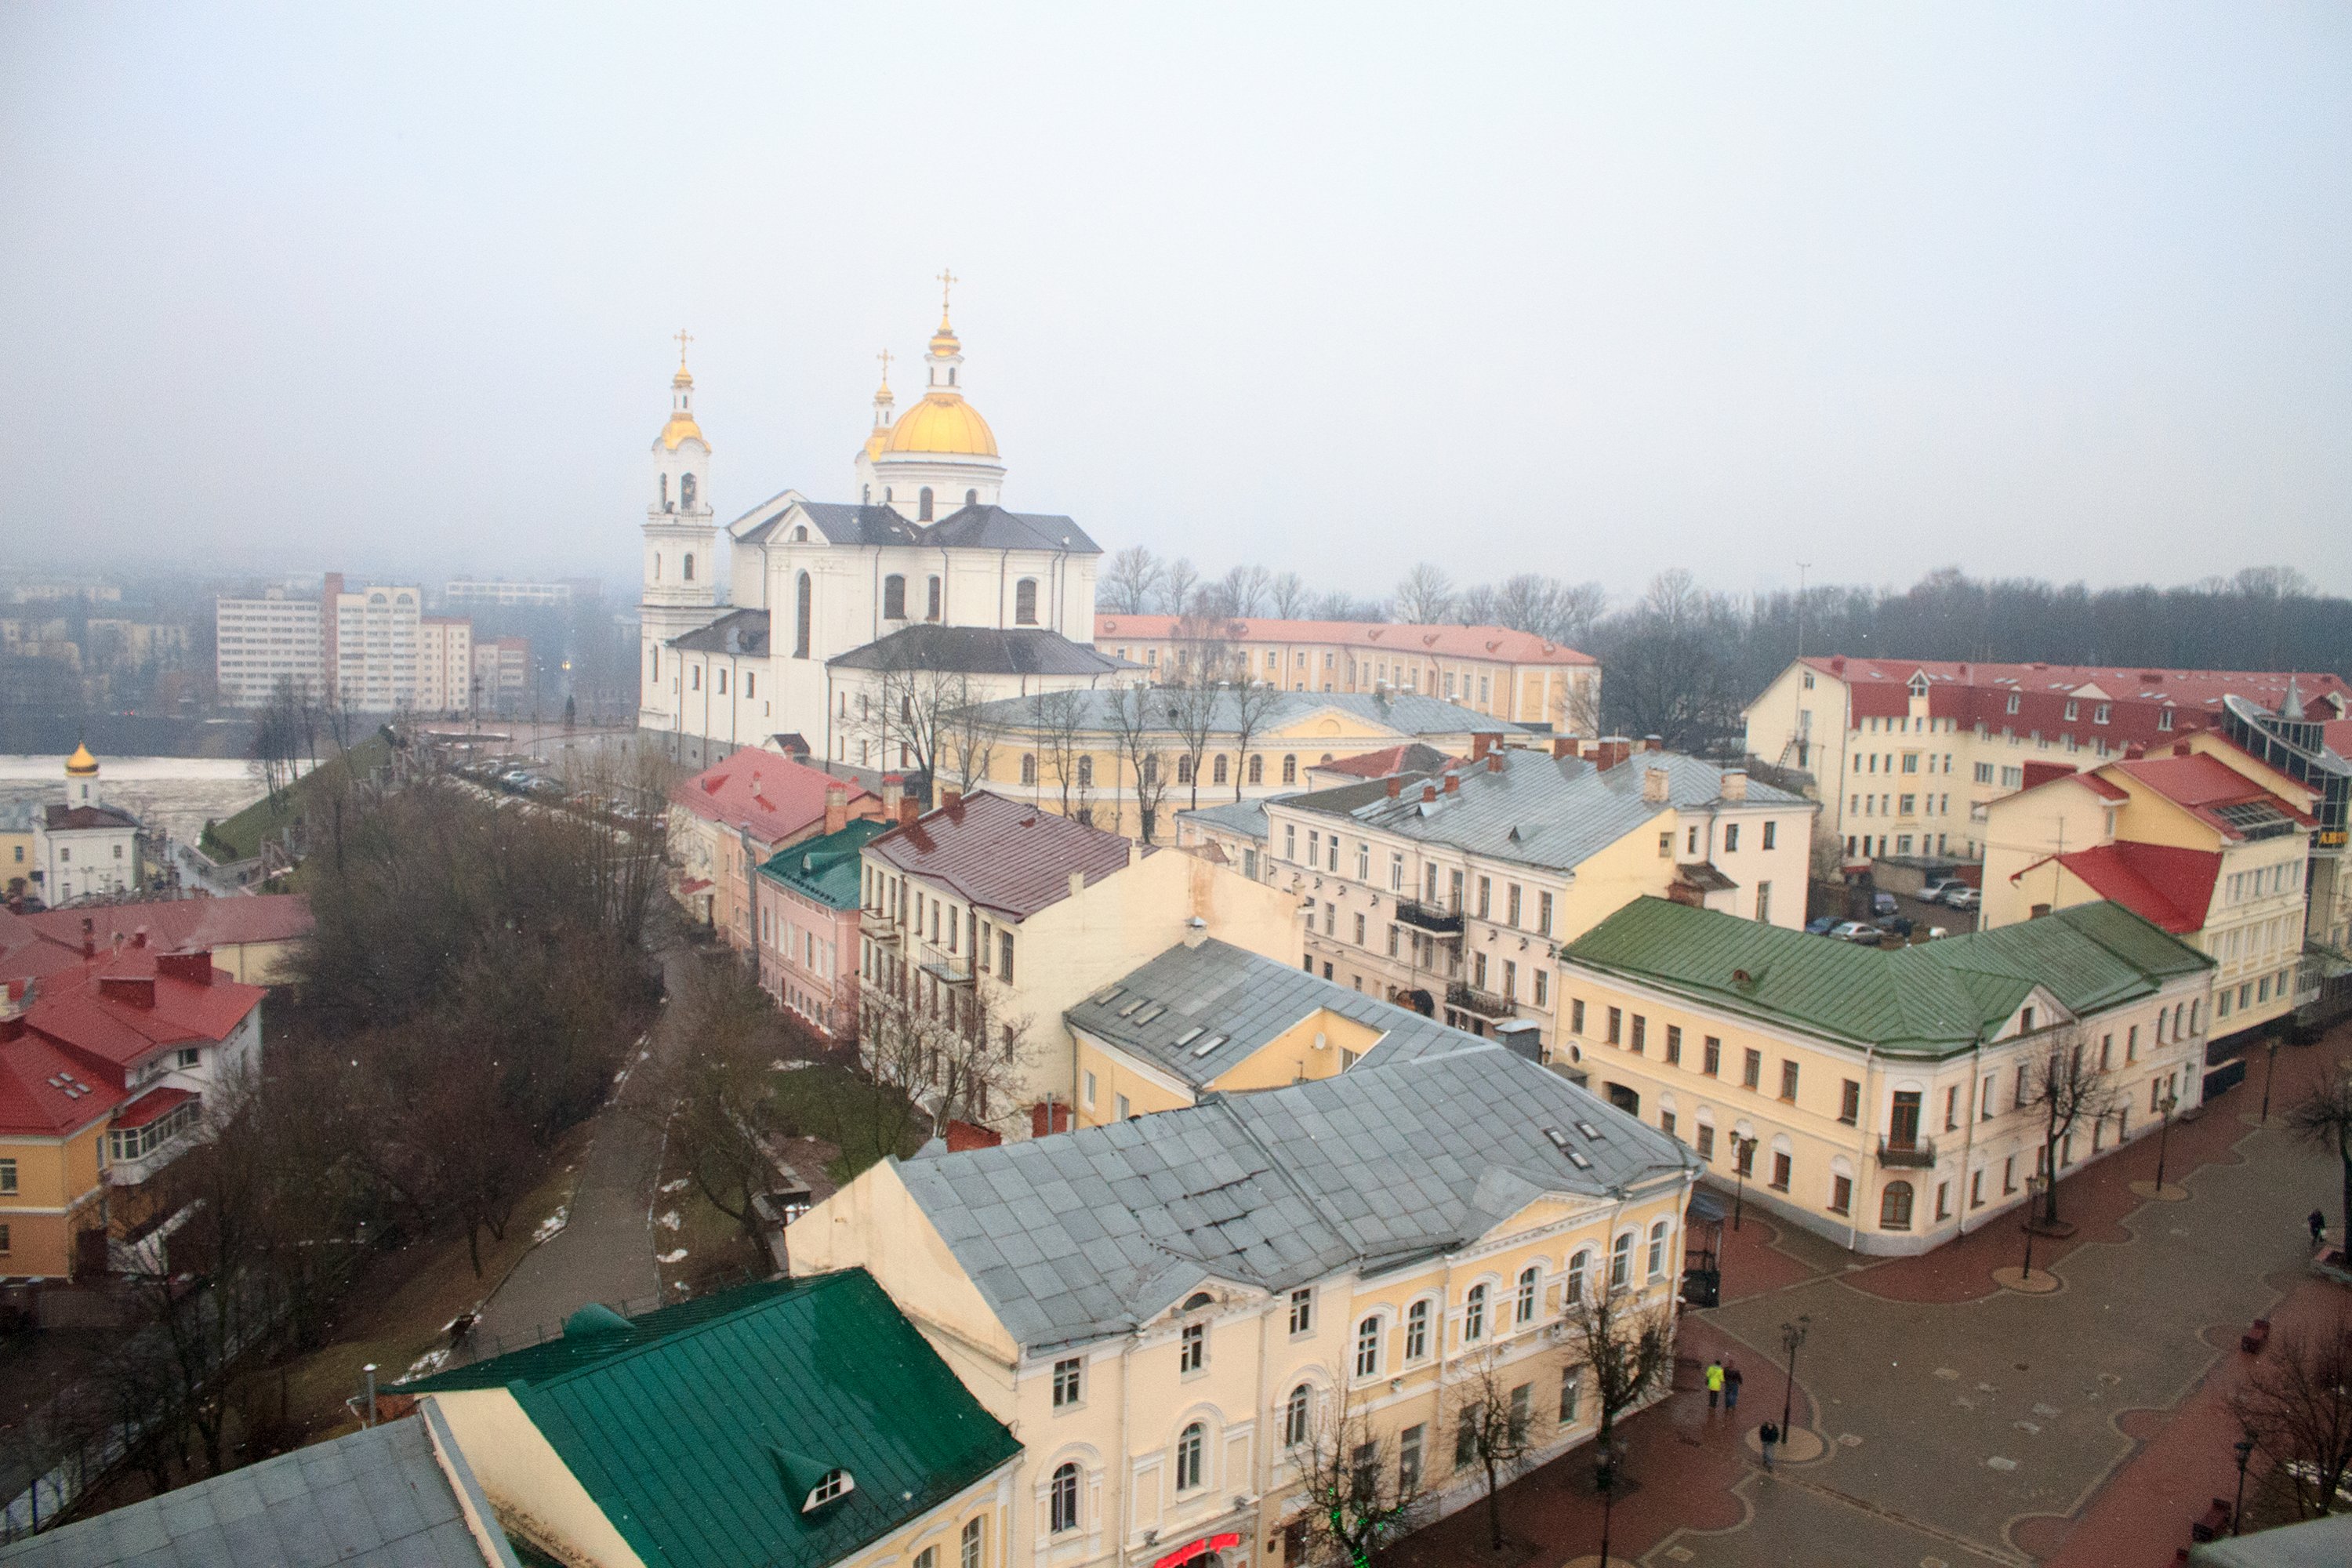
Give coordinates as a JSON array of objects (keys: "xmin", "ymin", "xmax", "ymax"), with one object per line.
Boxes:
[
  {"xmin": 403, "ymin": 1271, "xmax": 1019, "ymax": 1568},
  {"xmin": 1561, "ymin": 898, "xmax": 2210, "ymax": 1060},
  {"xmin": 757, "ymin": 819, "xmax": 891, "ymax": 910}
]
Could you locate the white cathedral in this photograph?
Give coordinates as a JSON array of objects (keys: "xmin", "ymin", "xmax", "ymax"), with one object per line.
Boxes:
[{"xmin": 637, "ymin": 291, "xmax": 1128, "ymax": 769}]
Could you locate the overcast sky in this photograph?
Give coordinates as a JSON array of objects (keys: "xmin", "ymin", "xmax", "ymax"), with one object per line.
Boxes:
[{"xmin": 3, "ymin": 5, "xmax": 2347, "ymax": 602}]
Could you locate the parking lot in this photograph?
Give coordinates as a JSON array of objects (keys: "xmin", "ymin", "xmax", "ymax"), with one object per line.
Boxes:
[{"xmin": 1806, "ymin": 879, "xmax": 1979, "ymax": 946}]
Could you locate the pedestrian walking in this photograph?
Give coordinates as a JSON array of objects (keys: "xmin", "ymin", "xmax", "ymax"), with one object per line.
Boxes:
[
  {"xmin": 1725, "ymin": 1362, "xmax": 1743, "ymax": 1412},
  {"xmin": 2310, "ymin": 1209, "xmax": 2328, "ymax": 1248},
  {"xmin": 1705, "ymin": 1359, "xmax": 1725, "ymax": 1410},
  {"xmin": 1759, "ymin": 1420, "xmax": 1780, "ymax": 1471}
]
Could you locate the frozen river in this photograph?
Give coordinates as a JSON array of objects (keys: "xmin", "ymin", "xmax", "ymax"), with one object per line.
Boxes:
[{"xmin": 0, "ymin": 754, "xmax": 312, "ymax": 848}]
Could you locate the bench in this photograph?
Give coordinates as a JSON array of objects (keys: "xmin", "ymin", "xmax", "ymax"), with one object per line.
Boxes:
[
  {"xmin": 2243, "ymin": 1318, "xmax": 2271, "ymax": 1354},
  {"xmin": 2190, "ymin": 1497, "xmax": 2233, "ymax": 1542}
]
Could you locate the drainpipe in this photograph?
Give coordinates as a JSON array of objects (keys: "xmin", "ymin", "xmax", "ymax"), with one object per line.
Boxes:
[
  {"xmin": 1956, "ymin": 1042, "xmax": 1983, "ymax": 1236},
  {"xmin": 1117, "ymin": 1327, "xmax": 1138, "ymax": 1566},
  {"xmin": 1849, "ymin": 1045, "xmax": 1875, "ymax": 1251}
]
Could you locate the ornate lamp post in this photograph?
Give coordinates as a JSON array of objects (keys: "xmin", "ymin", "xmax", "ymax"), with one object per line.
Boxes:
[
  {"xmin": 1595, "ymin": 1439, "xmax": 1626, "ymax": 1566},
  {"xmin": 2020, "ymin": 1174, "xmax": 2049, "ymax": 1283},
  {"xmin": 1731, "ymin": 1134, "xmax": 1758, "ymax": 1232},
  {"xmin": 1780, "ymin": 1314, "xmax": 1811, "ymax": 1437},
  {"xmin": 2259, "ymin": 1038, "xmax": 2282, "ymax": 1123},
  {"xmin": 2232, "ymin": 1432, "xmax": 2255, "ymax": 1534},
  {"xmin": 2154, "ymin": 1088, "xmax": 2180, "ymax": 1193}
]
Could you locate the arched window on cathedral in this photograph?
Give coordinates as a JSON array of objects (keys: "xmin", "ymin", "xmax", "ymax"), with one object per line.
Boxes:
[
  {"xmin": 949, "ymin": 366, "xmax": 958, "ymax": 387},
  {"xmin": 883, "ymin": 487, "xmax": 893, "ymax": 505},
  {"xmin": 659, "ymin": 474, "xmax": 670, "ymax": 510},
  {"xmin": 652, "ymin": 554, "xmax": 662, "ymax": 582},
  {"xmin": 681, "ymin": 473, "xmax": 696, "ymax": 510},
  {"xmin": 1014, "ymin": 579, "xmax": 1039, "ymax": 626},
  {"xmin": 927, "ymin": 577, "xmax": 942, "ymax": 621},
  {"xmin": 862, "ymin": 485, "xmax": 871, "ymax": 504},
  {"xmin": 883, "ymin": 575, "xmax": 907, "ymax": 620},
  {"xmin": 683, "ymin": 554, "xmax": 695, "ymax": 582},
  {"xmin": 965, "ymin": 488, "xmax": 978, "ymax": 507},
  {"xmin": 794, "ymin": 572, "xmax": 811, "ymax": 659},
  {"xmin": 918, "ymin": 488, "xmax": 935, "ymax": 522}
]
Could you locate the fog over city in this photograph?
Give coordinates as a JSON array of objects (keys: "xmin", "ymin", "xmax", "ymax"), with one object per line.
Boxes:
[{"xmin": 3, "ymin": 5, "xmax": 2348, "ymax": 595}]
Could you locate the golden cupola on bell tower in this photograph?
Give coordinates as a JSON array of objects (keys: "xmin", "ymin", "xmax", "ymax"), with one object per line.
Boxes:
[{"xmin": 858, "ymin": 270, "xmax": 1006, "ymax": 519}]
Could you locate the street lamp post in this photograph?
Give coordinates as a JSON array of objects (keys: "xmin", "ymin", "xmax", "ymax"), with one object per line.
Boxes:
[
  {"xmin": 1595, "ymin": 1439, "xmax": 1624, "ymax": 1567},
  {"xmin": 2021, "ymin": 1174, "xmax": 2049, "ymax": 1283},
  {"xmin": 1780, "ymin": 1314, "xmax": 1811, "ymax": 1438},
  {"xmin": 2155, "ymin": 1089, "xmax": 2180, "ymax": 1193},
  {"xmin": 1731, "ymin": 1134, "xmax": 1758, "ymax": 1232},
  {"xmin": 2232, "ymin": 1433, "xmax": 2255, "ymax": 1535},
  {"xmin": 2259, "ymin": 1038, "xmax": 2281, "ymax": 1123}
]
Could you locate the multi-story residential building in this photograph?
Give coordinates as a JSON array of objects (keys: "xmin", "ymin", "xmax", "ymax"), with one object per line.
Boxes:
[
  {"xmin": 326, "ymin": 574, "xmax": 424, "ymax": 712},
  {"xmin": 858, "ymin": 789, "xmax": 1298, "ymax": 1138},
  {"xmin": 212, "ymin": 586, "xmax": 325, "ymax": 706},
  {"xmin": 32, "ymin": 745, "xmax": 144, "ymax": 906},
  {"xmin": 1067, "ymin": 932, "xmax": 1498, "ymax": 1126},
  {"xmin": 402, "ymin": 1271, "xmax": 1022, "ymax": 1568},
  {"xmin": 1265, "ymin": 740, "xmax": 1813, "ymax": 1050},
  {"xmin": 790, "ymin": 1044, "xmax": 1696, "ymax": 1568},
  {"xmin": 1981, "ymin": 730, "xmax": 2318, "ymax": 1054},
  {"xmin": 471, "ymin": 635, "xmax": 532, "ymax": 714},
  {"xmin": 755, "ymin": 817, "xmax": 891, "ymax": 1039},
  {"xmin": 669, "ymin": 755, "xmax": 879, "ymax": 948},
  {"xmin": 953, "ymin": 689, "xmax": 1519, "ymax": 844},
  {"xmin": 1094, "ymin": 614, "xmax": 1600, "ymax": 729},
  {"xmin": 1741, "ymin": 655, "xmax": 2351, "ymax": 862},
  {"xmin": 416, "ymin": 615, "xmax": 475, "ymax": 713},
  {"xmin": 0, "ymin": 937, "xmax": 264, "ymax": 1279},
  {"xmin": 1559, "ymin": 898, "xmax": 2212, "ymax": 1256}
]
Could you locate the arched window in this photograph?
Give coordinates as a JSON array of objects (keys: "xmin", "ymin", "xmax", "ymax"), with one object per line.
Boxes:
[
  {"xmin": 1463, "ymin": 1283, "xmax": 1486, "ymax": 1343},
  {"xmin": 1646, "ymin": 1219, "xmax": 1669, "ymax": 1279},
  {"xmin": 1608, "ymin": 1231, "xmax": 1632, "ymax": 1290},
  {"xmin": 961, "ymin": 1517, "xmax": 983, "ymax": 1568},
  {"xmin": 681, "ymin": 473, "xmax": 697, "ymax": 510},
  {"xmin": 1247, "ymin": 754, "xmax": 1263, "ymax": 784},
  {"xmin": 691, "ymin": 667, "xmax": 701, "ymax": 691},
  {"xmin": 653, "ymin": 554, "xmax": 662, "ymax": 582},
  {"xmin": 966, "ymin": 488, "xmax": 978, "ymax": 507},
  {"xmin": 927, "ymin": 576, "xmax": 942, "ymax": 620},
  {"xmin": 1566, "ymin": 1248, "xmax": 1590, "ymax": 1303},
  {"xmin": 1282, "ymin": 755, "xmax": 1298, "ymax": 784},
  {"xmin": 1048, "ymin": 1464, "xmax": 1080, "ymax": 1533},
  {"xmin": 1175, "ymin": 1424, "xmax": 1204, "ymax": 1491},
  {"xmin": 1213, "ymin": 755, "xmax": 1229, "ymax": 786},
  {"xmin": 919, "ymin": 487, "xmax": 935, "ymax": 521},
  {"xmin": 1177, "ymin": 755, "xmax": 1194, "ymax": 785},
  {"xmin": 1077, "ymin": 755, "xmax": 1094, "ymax": 787},
  {"xmin": 1355, "ymin": 1315, "xmax": 1381, "ymax": 1377},
  {"xmin": 1021, "ymin": 754, "xmax": 1038, "ymax": 786},
  {"xmin": 794, "ymin": 572, "xmax": 811, "ymax": 659},
  {"xmin": 649, "ymin": 647, "xmax": 659, "ymax": 681},
  {"xmin": 659, "ymin": 474, "xmax": 670, "ymax": 510},
  {"xmin": 1015, "ymin": 579, "xmax": 1040, "ymax": 626},
  {"xmin": 1881, "ymin": 1181, "xmax": 1915, "ymax": 1230},
  {"xmin": 1284, "ymin": 1384, "xmax": 1311, "ymax": 1446},
  {"xmin": 683, "ymin": 554, "xmax": 695, "ymax": 582},
  {"xmin": 1515, "ymin": 1266, "xmax": 1540, "ymax": 1325},
  {"xmin": 884, "ymin": 575, "xmax": 907, "ymax": 619},
  {"xmin": 717, "ymin": 669, "xmax": 727, "ymax": 695},
  {"xmin": 1405, "ymin": 1298, "xmax": 1430, "ymax": 1360}
]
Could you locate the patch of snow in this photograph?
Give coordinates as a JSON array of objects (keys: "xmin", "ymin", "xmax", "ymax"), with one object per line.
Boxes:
[
  {"xmin": 532, "ymin": 1206, "xmax": 570, "ymax": 1245},
  {"xmin": 775, "ymin": 1058, "xmax": 813, "ymax": 1072},
  {"xmin": 655, "ymin": 1210, "xmax": 682, "ymax": 1231},
  {"xmin": 657, "ymin": 1248, "xmax": 688, "ymax": 1265},
  {"xmin": 659, "ymin": 1177, "xmax": 690, "ymax": 1194},
  {"xmin": 405, "ymin": 1347, "xmax": 450, "ymax": 1378}
]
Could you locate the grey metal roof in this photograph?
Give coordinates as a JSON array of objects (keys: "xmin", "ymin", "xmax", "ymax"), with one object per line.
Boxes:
[
  {"xmin": 1067, "ymin": 938, "xmax": 1478, "ymax": 1089},
  {"xmin": 894, "ymin": 1044, "xmax": 1695, "ymax": 1351},
  {"xmin": 965, "ymin": 689, "xmax": 1522, "ymax": 740},
  {"xmin": 1277, "ymin": 750, "xmax": 1812, "ymax": 873},
  {"xmin": 1174, "ymin": 799, "xmax": 1275, "ymax": 840},
  {"xmin": 0, "ymin": 1409, "xmax": 514, "ymax": 1568},
  {"xmin": 731, "ymin": 500, "xmax": 1101, "ymax": 554},
  {"xmin": 826, "ymin": 625, "xmax": 1129, "ymax": 677},
  {"xmin": 667, "ymin": 607, "xmax": 771, "ymax": 656}
]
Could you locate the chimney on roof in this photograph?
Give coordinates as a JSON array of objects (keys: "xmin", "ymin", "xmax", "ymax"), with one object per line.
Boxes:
[
  {"xmin": 1183, "ymin": 916, "xmax": 1207, "ymax": 949},
  {"xmin": 1470, "ymin": 732, "xmax": 1497, "ymax": 761},
  {"xmin": 1486, "ymin": 750, "xmax": 1504, "ymax": 773},
  {"xmin": 158, "ymin": 949, "xmax": 215, "ymax": 986},
  {"xmin": 1551, "ymin": 735, "xmax": 1578, "ymax": 760},
  {"xmin": 1421, "ymin": 782, "xmax": 1438, "ymax": 804},
  {"xmin": 81, "ymin": 917, "xmax": 95, "ymax": 960},
  {"xmin": 1721, "ymin": 768, "xmax": 1748, "ymax": 801},
  {"xmin": 1443, "ymin": 771, "xmax": 1460, "ymax": 794},
  {"xmin": 1643, "ymin": 735, "xmax": 1663, "ymax": 753},
  {"xmin": 1830, "ymin": 656, "xmax": 1846, "ymax": 673},
  {"xmin": 823, "ymin": 784, "xmax": 848, "ymax": 837},
  {"xmin": 880, "ymin": 773, "xmax": 902, "ymax": 820},
  {"xmin": 1643, "ymin": 767, "xmax": 1670, "ymax": 804},
  {"xmin": 899, "ymin": 794, "xmax": 920, "ymax": 827},
  {"xmin": 1594, "ymin": 738, "xmax": 1632, "ymax": 771},
  {"xmin": 0, "ymin": 981, "xmax": 25, "ymax": 1044},
  {"xmin": 1387, "ymin": 775, "xmax": 1404, "ymax": 798},
  {"xmin": 939, "ymin": 786, "xmax": 962, "ymax": 814},
  {"xmin": 132, "ymin": 927, "xmax": 147, "ymax": 949}
]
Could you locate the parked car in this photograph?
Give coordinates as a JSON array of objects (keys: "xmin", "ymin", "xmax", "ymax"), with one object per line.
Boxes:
[
  {"xmin": 1881, "ymin": 914, "xmax": 1915, "ymax": 938},
  {"xmin": 1828, "ymin": 921, "xmax": 1882, "ymax": 944},
  {"xmin": 1871, "ymin": 891, "xmax": 1900, "ymax": 917},
  {"xmin": 1920, "ymin": 877, "xmax": 1966, "ymax": 903},
  {"xmin": 1944, "ymin": 887, "xmax": 1981, "ymax": 911},
  {"xmin": 1805, "ymin": 916, "xmax": 1838, "ymax": 936}
]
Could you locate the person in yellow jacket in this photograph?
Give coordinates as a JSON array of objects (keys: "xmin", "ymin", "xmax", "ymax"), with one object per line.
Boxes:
[{"xmin": 1706, "ymin": 1359, "xmax": 1725, "ymax": 1410}]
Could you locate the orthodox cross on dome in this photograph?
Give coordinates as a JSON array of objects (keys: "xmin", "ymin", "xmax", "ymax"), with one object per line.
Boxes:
[
  {"xmin": 876, "ymin": 348, "xmax": 892, "ymax": 389},
  {"xmin": 936, "ymin": 269, "xmax": 957, "ymax": 318},
  {"xmin": 673, "ymin": 328, "xmax": 695, "ymax": 368}
]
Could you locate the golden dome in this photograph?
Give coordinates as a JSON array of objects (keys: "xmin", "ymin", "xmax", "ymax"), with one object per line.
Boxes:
[
  {"xmin": 672, "ymin": 365, "xmax": 693, "ymax": 387},
  {"xmin": 659, "ymin": 413, "xmax": 706, "ymax": 451},
  {"xmin": 929, "ymin": 322, "xmax": 960, "ymax": 357},
  {"xmin": 65, "ymin": 741, "xmax": 98, "ymax": 777},
  {"xmin": 885, "ymin": 392, "xmax": 998, "ymax": 458}
]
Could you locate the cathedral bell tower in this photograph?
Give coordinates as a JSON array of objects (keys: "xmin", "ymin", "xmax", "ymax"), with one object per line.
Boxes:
[{"xmin": 641, "ymin": 332, "xmax": 720, "ymax": 725}]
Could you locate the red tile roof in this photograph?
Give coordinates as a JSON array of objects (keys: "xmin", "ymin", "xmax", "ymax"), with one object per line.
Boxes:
[
  {"xmin": 1314, "ymin": 743, "xmax": 1455, "ymax": 780},
  {"xmin": 0, "ymin": 895, "xmax": 313, "ymax": 984},
  {"xmin": 0, "ymin": 1027, "xmax": 118, "ymax": 1138},
  {"xmin": 867, "ymin": 791, "xmax": 1145, "ymax": 919},
  {"xmin": 2020, "ymin": 843, "xmax": 2222, "ymax": 935},
  {"xmin": 670, "ymin": 754, "xmax": 877, "ymax": 848},
  {"xmin": 111, "ymin": 1083, "xmax": 196, "ymax": 1130},
  {"xmin": 2009, "ymin": 764, "xmax": 2129, "ymax": 804},
  {"xmin": 1095, "ymin": 615, "xmax": 1596, "ymax": 666},
  {"xmin": 1799, "ymin": 657, "xmax": 2350, "ymax": 750},
  {"xmin": 6, "ymin": 947, "xmax": 263, "ymax": 1102},
  {"xmin": 2107, "ymin": 753, "xmax": 2313, "ymax": 838}
]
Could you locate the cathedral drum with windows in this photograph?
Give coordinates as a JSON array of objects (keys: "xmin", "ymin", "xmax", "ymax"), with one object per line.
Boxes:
[{"xmin": 637, "ymin": 282, "xmax": 1129, "ymax": 768}]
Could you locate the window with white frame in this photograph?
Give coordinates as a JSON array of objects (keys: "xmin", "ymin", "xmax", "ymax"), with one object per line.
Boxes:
[
  {"xmin": 1175, "ymin": 1424, "xmax": 1205, "ymax": 1490},
  {"xmin": 1355, "ymin": 1315, "xmax": 1381, "ymax": 1377},
  {"xmin": 1404, "ymin": 1298, "xmax": 1431, "ymax": 1361},
  {"xmin": 1462, "ymin": 1283, "xmax": 1487, "ymax": 1342},
  {"xmin": 1609, "ymin": 1232, "xmax": 1633, "ymax": 1291},
  {"xmin": 1048, "ymin": 1465, "xmax": 1080, "ymax": 1533}
]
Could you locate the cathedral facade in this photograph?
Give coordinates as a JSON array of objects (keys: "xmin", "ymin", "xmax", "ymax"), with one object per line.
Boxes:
[{"xmin": 638, "ymin": 298, "xmax": 1127, "ymax": 770}]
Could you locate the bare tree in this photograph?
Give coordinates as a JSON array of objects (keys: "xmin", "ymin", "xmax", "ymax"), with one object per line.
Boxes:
[
  {"xmin": 2022, "ymin": 1026, "xmax": 2118, "ymax": 1227},
  {"xmin": 937, "ymin": 686, "xmax": 1011, "ymax": 797},
  {"xmin": 1446, "ymin": 1346, "xmax": 1552, "ymax": 1551},
  {"xmin": 860, "ymin": 953, "xmax": 1036, "ymax": 1138},
  {"xmin": 637, "ymin": 956, "xmax": 787, "ymax": 1240},
  {"xmin": 1102, "ymin": 546, "xmax": 1165, "ymax": 615},
  {"xmin": 1031, "ymin": 688, "xmax": 1098, "ymax": 823},
  {"xmin": 846, "ymin": 650, "xmax": 999, "ymax": 789},
  {"xmin": 2230, "ymin": 1312, "xmax": 2352, "ymax": 1522},
  {"xmin": 2289, "ymin": 1075, "xmax": 2352, "ymax": 1258},
  {"xmin": 1392, "ymin": 563, "xmax": 1454, "ymax": 624},
  {"xmin": 1269, "ymin": 571, "xmax": 1311, "ymax": 619},
  {"xmin": 1452, "ymin": 583, "xmax": 1498, "ymax": 627},
  {"xmin": 1227, "ymin": 678, "xmax": 1287, "ymax": 801},
  {"xmin": 1289, "ymin": 1380, "xmax": 1431, "ymax": 1568},
  {"xmin": 1162, "ymin": 681, "xmax": 1225, "ymax": 814},
  {"xmin": 1560, "ymin": 1283, "xmax": 1675, "ymax": 1478},
  {"xmin": 1160, "ymin": 557, "xmax": 1201, "ymax": 615},
  {"xmin": 1219, "ymin": 564, "xmax": 1274, "ymax": 618},
  {"xmin": 1105, "ymin": 684, "xmax": 1174, "ymax": 843}
]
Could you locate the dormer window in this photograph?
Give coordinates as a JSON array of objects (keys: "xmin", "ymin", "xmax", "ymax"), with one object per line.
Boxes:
[
  {"xmin": 803, "ymin": 1468, "xmax": 854, "ymax": 1512},
  {"xmin": 1907, "ymin": 673, "xmax": 1928, "ymax": 698},
  {"xmin": 2158, "ymin": 708, "xmax": 2174, "ymax": 731},
  {"xmin": 2005, "ymin": 694, "xmax": 2020, "ymax": 715}
]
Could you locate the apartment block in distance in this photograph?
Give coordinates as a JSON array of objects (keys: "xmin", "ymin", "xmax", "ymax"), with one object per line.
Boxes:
[
  {"xmin": 1742, "ymin": 657, "xmax": 2350, "ymax": 863},
  {"xmin": 212, "ymin": 586, "xmax": 325, "ymax": 706},
  {"xmin": 415, "ymin": 615, "xmax": 474, "ymax": 713}
]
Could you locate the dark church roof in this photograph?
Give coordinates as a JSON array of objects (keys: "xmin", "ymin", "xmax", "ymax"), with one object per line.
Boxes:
[
  {"xmin": 827, "ymin": 625, "xmax": 1130, "ymax": 677},
  {"xmin": 735, "ymin": 500, "xmax": 1099, "ymax": 554},
  {"xmin": 668, "ymin": 608, "xmax": 771, "ymax": 656}
]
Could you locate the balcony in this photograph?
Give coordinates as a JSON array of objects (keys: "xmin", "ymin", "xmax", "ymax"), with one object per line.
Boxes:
[
  {"xmin": 1446, "ymin": 981, "xmax": 1513, "ymax": 1020},
  {"xmin": 1394, "ymin": 898, "xmax": 1464, "ymax": 935},
  {"xmin": 1877, "ymin": 1136, "xmax": 1937, "ymax": 1169},
  {"xmin": 862, "ymin": 909, "xmax": 901, "ymax": 942},
  {"xmin": 920, "ymin": 945, "xmax": 975, "ymax": 986}
]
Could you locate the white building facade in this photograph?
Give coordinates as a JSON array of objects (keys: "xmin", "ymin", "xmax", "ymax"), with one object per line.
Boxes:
[{"xmin": 212, "ymin": 589, "xmax": 325, "ymax": 706}]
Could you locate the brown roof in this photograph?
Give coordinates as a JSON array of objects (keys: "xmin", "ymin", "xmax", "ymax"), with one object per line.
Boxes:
[
  {"xmin": 43, "ymin": 803, "xmax": 141, "ymax": 832},
  {"xmin": 866, "ymin": 791, "xmax": 1146, "ymax": 919},
  {"xmin": 0, "ymin": 895, "xmax": 312, "ymax": 983}
]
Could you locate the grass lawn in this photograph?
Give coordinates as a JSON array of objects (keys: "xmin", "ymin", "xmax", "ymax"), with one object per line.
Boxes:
[
  {"xmin": 771, "ymin": 1060, "xmax": 925, "ymax": 1184},
  {"xmin": 201, "ymin": 733, "xmax": 392, "ymax": 862}
]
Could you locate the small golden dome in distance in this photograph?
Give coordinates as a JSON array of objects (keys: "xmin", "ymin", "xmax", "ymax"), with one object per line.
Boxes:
[{"xmin": 65, "ymin": 741, "xmax": 99, "ymax": 776}]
